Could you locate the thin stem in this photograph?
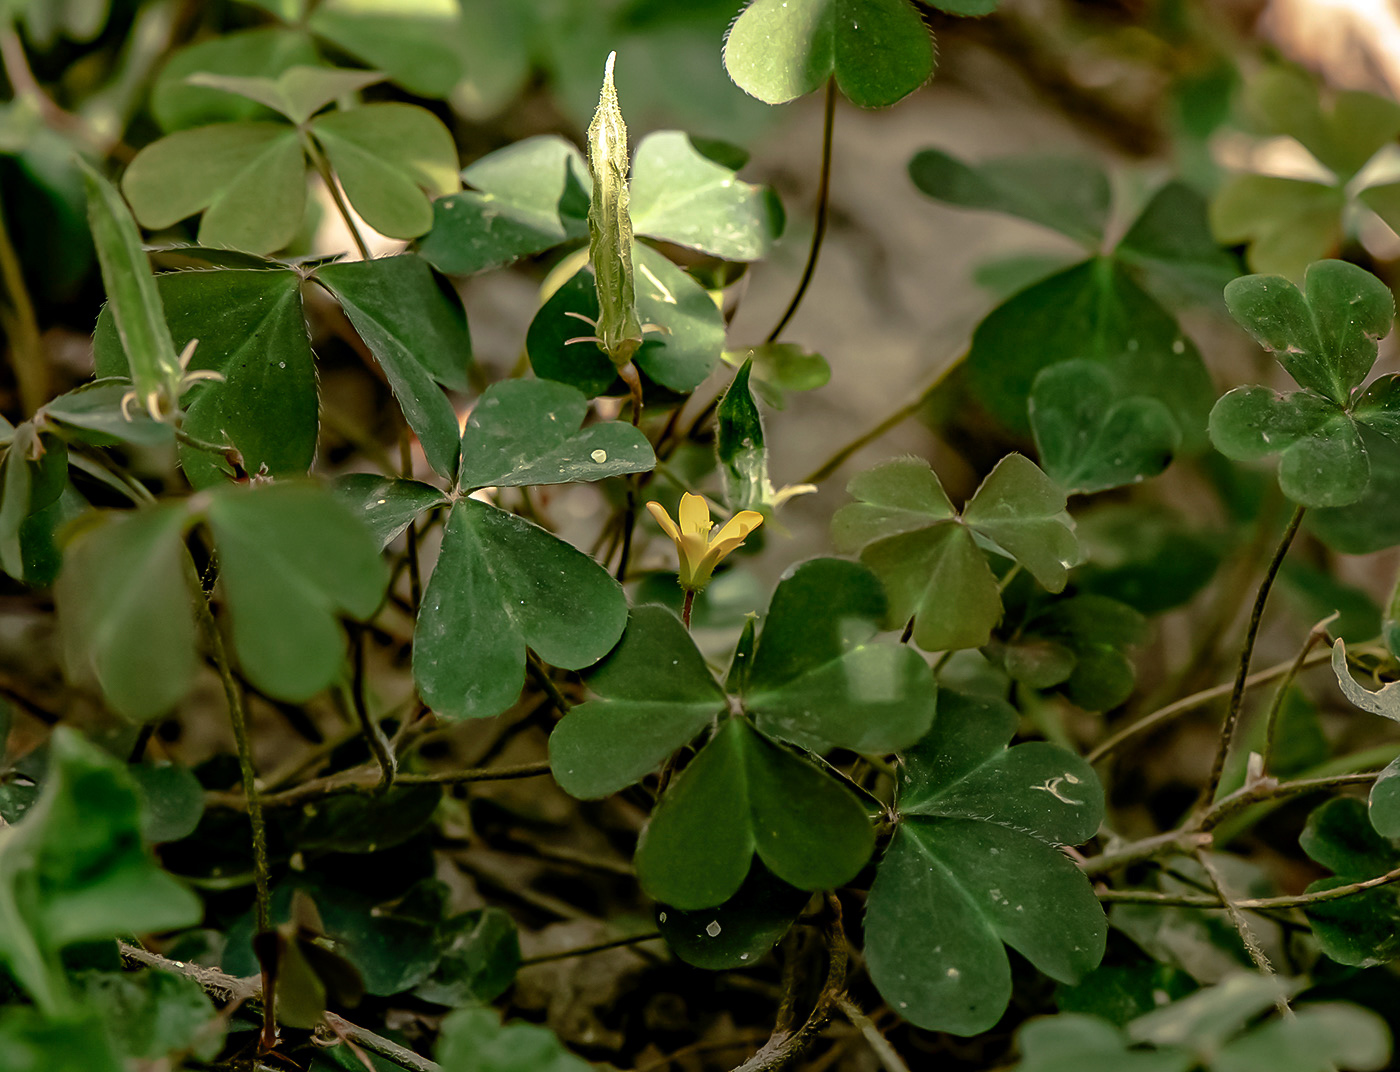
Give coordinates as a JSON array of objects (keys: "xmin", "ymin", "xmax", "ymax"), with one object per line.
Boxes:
[
  {"xmin": 302, "ymin": 132, "xmax": 372, "ymax": 261},
  {"xmin": 1261, "ymin": 616, "xmax": 1334, "ymax": 776},
  {"xmin": 349, "ymin": 627, "xmax": 395, "ymax": 791},
  {"xmin": 1200, "ymin": 505, "xmax": 1306, "ymax": 810},
  {"xmin": 801, "ymin": 368, "xmax": 951, "ymax": 486},
  {"xmin": 834, "ymin": 997, "xmax": 911, "ymax": 1072},
  {"xmin": 615, "ymin": 481, "xmax": 637, "ymax": 581},
  {"xmin": 1097, "ymin": 863, "xmax": 1400, "ymax": 911},
  {"xmin": 117, "ymin": 943, "xmax": 439, "ymax": 1072},
  {"xmin": 173, "ymin": 424, "xmax": 242, "ymax": 471},
  {"xmin": 207, "ymin": 759, "xmax": 554, "ymax": 810},
  {"xmin": 189, "ymin": 559, "xmax": 273, "ymax": 1046},
  {"xmin": 766, "ymin": 78, "xmax": 836, "ymax": 343},
  {"xmin": 526, "ymin": 651, "xmax": 571, "ymax": 717},
  {"xmin": 1087, "ymin": 648, "xmax": 1333, "ymax": 764},
  {"xmin": 0, "ymin": 197, "xmax": 45, "ymax": 415},
  {"xmin": 682, "ymin": 589, "xmax": 695, "ymax": 629},
  {"xmin": 518, "ymin": 931, "xmax": 661, "ymax": 966}
]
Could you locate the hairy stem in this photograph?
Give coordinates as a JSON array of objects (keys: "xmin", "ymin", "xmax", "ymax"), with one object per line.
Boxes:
[
  {"xmin": 303, "ymin": 132, "xmax": 372, "ymax": 261},
  {"xmin": 1200, "ymin": 505, "xmax": 1306, "ymax": 810},
  {"xmin": 207, "ymin": 759, "xmax": 554, "ymax": 810},
  {"xmin": 766, "ymin": 78, "xmax": 836, "ymax": 343},
  {"xmin": 1194, "ymin": 849, "xmax": 1288, "ymax": 1017},
  {"xmin": 682, "ymin": 589, "xmax": 695, "ymax": 629}
]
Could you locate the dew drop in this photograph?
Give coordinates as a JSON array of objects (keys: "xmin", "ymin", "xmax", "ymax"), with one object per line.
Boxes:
[
  {"xmin": 706, "ymin": 920, "xmax": 722, "ymax": 938},
  {"xmin": 591, "ymin": 448, "xmax": 608, "ymax": 463}
]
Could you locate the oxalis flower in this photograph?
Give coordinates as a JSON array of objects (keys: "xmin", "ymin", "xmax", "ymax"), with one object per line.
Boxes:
[{"xmin": 647, "ymin": 492, "xmax": 763, "ymax": 593}]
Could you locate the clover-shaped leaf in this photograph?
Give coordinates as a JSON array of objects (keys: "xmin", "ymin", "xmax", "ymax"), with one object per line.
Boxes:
[
  {"xmin": 417, "ymin": 130, "xmax": 782, "ymax": 275},
  {"xmin": 313, "ymin": 253, "xmax": 473, "ymax": 480},
  {"xmin": 56, "ymin": 504, "xmax": 199, "ymax": 722},
  {"xmin": 864, "ymin": 690, "xmax": 1106, "ymax": 1035},
  {"xmin": 94, "ymin": 267, "xmax": 317, "ymax": 489},
  {"xmin": 414, "ymin": 498, "xmax": 628, "ymax": 721},
  {"xmin": 633, "ymin": 717, "xmax": 875, "ymax": 910},
  {"xmin": 122, "ymin": 85, "xmax": 458, "ymax": 253},
  {"xmin": 1004, "ymin": 594, "xmax": 1148, "ymax": 711},
  {"xmin": 654, "ymin": 860, "xmax": 811, "ymax": 970},
  {"xmin": 833, "ymin": 454, "xmax": 1076, "ymax": 651},
  {"xmin": 456, "ymin": 378, "xmax": 655, "ymax": 491},
  {"xmin": 723, "ymin": 0, "xmax": 935, "ymax": 108},
  {"xmin": 527, "ymin": 244, "xmax": 725, "ymax": 397},
  {"xmin": 1223, "ymin": 260, "xmax": 1393, "ymax": 405},
  {"xmin": 150, "ymin": 28, "xmax": 321, "ymax": 132},
  {"xmin": 1209, "ymin": 261, "xmax": 1397, "ymax": 508},
  {"xmin": 0, "ymin": 728, "xmax": 202, "ymax": 1008},
  {"xmin": 333, "ymin": 476, "xmax": 448, "ymax": 551},
  {"xmin": 549, "ymin": 559, "xmax": 935, "ymax": 799},
  {"xmin": 1297, "ymin": 796, "xmax": 1400, "ymax": 967},
  {"xmin": 1030, "ymin": 360, "xmax": 1181, "ymax": 494}
]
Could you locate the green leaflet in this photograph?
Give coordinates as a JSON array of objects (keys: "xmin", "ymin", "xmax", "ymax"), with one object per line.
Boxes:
[
  {"xmin": 1030, "ymin": 360, "xmax": 1181, "ymax": 495},
  {"xmin": 436, "ymin": 1006, "xmax": 591, "ymax": 1072},
  {"xmin": 832, "ymin": 454, "xmax": 1077, "ymax": 651},
  {"xmin": 633, "ymin": 717, "xmax": 874, "ymax": 910},
  {"xmin": 723, "ymin": 0, "xmax": 935, "ymax": 108},
  {"xmin": 1297, "ymin": 796, "xmax": 1400, "ymax": 967},
  {"xmin": 864, "ymin": 691, "xmax": 1106, "ymax": 1035},
  {"xmin": 313, "ymin": 254, "xmax": 471, "ymax": 480},
  {"xmin": 413, "ymin": 497, "xmax": 629, "ymax": 721},
  {"xmin": 93, "ymin": 268, "xmax": 317, "ymax": 488}
]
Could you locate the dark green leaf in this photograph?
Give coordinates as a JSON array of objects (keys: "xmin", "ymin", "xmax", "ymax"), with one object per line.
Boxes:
[
  {"xmin": 332, "ymin": 475, "xmax": 447, "ymax": 550},
  {"xmin": 1057, "ymin": 962, "xmax": 1197, "ymax": 1025},
  {"xmin": 716, "ymin": 359, "xmax": 769, "ymax": 513},
  {"xmin": 205, "ymin": 482, "xmax": 389, "ymax": 702},
  {"xmin": 128, "ymin": 764, "xmax": 204, "ymax": 844},
  {"xmin": 635, "ymin": 718, "xmax": 874, "ymax": 910},
  {"xmin": 457, "ymin": 378, "xmax": 654, "ymax": 490},
  {"xmin": 416, "ymin": 135, "xmax": 590, "ymax": 275},
  {"xmin": 656, "ymin": 860, "xmax": 809, "ymax": 970},
  {"xmin": 961, "ymin": 453, "xmax": 1078, "ymax": 591},
  {"xmin": 38, "ymin": 379, "xmax": 174, "ymax": 449},
  {"xmin": 1011, "ymin": 1012, "xmax": 1193, "ymax": 1072},
  {"xmin": 908, "ymin": 148, "xmax": 1109, "ymax": 246},
  {"xmin": 1309, "ymin": 428, "xmax": 1400, "ymax": 552},
  {"xmin": 965, "ymin": 258, "xmax": 1214, "ymax": 449},
  {"xmin": 1370, "ymin": 756, "xmax": 1400, "ymax": 838},
  {"xmin": 1030, "ymin": 360, "xmax": 1181, "ymax": 494},
  {"xmin": 93, "ymin": 268, "xmax": 317, "ymax": 489},
  {"xmin": 415, "ymin": 498, "xmax": 627, "ymax": 719},
  {"xmin": 721, "ymin": 343, "xmax": 830, "ymax": 409},
  {"xmin": 1020, "ymin": 595, "xmax": 1147, "ymax": 711},
  {"xmin": 76, "ymin": 968, "xmax": 221, "ymax": 1061},
  {"xmin": 549, "ymin": 605, "xmax": 725, "ymax": 799},
  {"xmin": 0, "ymin": 1008, "xmax": 123, "ymax": 1072},
  {"xmin": 308, "ymin": 1, "xmax": 464, "ymax": 99},
  {"xmin": 723, "ymin": 0, "xmax": 935, "ymax": 108},
  {"xmin": 1299, "ymin": 796, "xmax": 1400, "ymax": 966},
  {"xmin": 1114, "ymin": 181, "xmax": 1240, "ymax": 308},
  {"xmin": 55, "ymin": 505, "xmax": 197, "ymax": 721},
  {"xmin": 864, "ymin": 691, "xmax": 1106, "ymax": 1033},
  {"xmin": 415, "ymin": 908, "xmax": 520, "ymax": 1006},
  {"xmin": 314, "ymin": 255, "xmax": 468, "ymax": 478}
]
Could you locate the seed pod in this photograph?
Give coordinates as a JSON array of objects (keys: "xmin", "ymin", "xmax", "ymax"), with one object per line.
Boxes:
[{"xmin": 586, "ymin": 51, "xmax": 643, "ymax": 368}]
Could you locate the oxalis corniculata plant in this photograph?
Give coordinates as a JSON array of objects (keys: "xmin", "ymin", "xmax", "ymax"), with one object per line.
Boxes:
[{"xmin": 7, "ymin": 1, "xmax": 1400, "ymax": 1070}]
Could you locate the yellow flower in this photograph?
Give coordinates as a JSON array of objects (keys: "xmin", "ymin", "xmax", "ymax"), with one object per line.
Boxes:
[{"xmin": 647, "ymin": 493, "xmax": 763, "ymax": 592}]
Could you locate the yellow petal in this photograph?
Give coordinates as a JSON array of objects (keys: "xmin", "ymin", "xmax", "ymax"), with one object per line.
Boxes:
[
  {"xmin": 676, "ymin": 533, "xmax": 710, "ymax": 588},
  {"xmin": 678, "ymin": 492, "xmax": 713, "ymax": 537},
  {"xmin": 645, "ymin": 500, "xmax": 681, "ymax": 542},
  {"xmin": 709, "ymin": 509, "xmax": 764, "ymax": 547}
]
